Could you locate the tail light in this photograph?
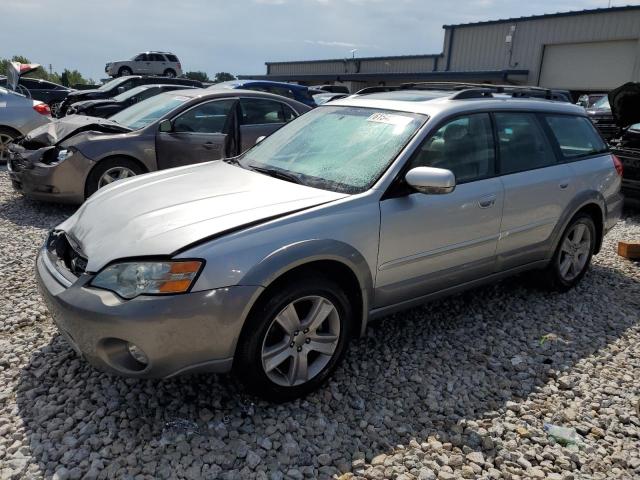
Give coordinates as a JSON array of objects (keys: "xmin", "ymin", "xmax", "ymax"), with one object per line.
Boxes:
[
  {"xmin": 612, "ymin": 154, "xmax": 624, "ymax": 176},
  {"xmin": 177, "ymin": 62, "xmax": 181, "ymax": 69},
  {"xmin": 33, "ymin": 103, "xmax": 51, "ymax": 116}
]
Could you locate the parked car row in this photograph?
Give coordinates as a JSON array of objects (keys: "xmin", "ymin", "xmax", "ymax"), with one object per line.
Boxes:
[{"xmin": 32, "ymin": 85, "xmax": 624, "ymax": 400}]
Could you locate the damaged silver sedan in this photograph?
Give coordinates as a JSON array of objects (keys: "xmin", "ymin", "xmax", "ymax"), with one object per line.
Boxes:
[{"xmin": 7, "ymin": 88, "xmax": 309, "ymax": 203}]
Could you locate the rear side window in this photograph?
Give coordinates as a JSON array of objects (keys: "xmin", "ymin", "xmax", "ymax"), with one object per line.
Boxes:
[
  {"xmin": 166, "ymin": 54, "xmax": 179, "ymax": 62},
  {"xmin": 494, "ymin": 112, "xmax": 556, "ymax": 174},
  {"xmin": 173, "ymin": 99, "xmax": 236, "ymax": 134},
  {"xmin": 240, "ymin": 98, "xmax": 288, "ymax": 125},
  {"xmin": 542, "ymin": 115, "xmax": 607, "ymax": 159},
  {"xmin": 149, "ymin": 54, "xmax": 165, "ymax": 62}
]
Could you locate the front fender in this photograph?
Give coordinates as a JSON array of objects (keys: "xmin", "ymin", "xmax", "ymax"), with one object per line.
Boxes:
[{"xmin": 240, "ymin": 239, "xmax": 374, "ymax": 335}]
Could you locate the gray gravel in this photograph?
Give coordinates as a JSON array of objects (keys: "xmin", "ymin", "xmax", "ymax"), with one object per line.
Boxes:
[{"xmin": 0, "ymin": 167, "xmax": 639, "ymax": 480}]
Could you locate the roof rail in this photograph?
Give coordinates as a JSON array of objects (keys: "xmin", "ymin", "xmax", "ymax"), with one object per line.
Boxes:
[
  {"xmin": 354, "ymin": 86, "xmax": 400, "ymax": 95},
  {"xmin": 450, "ymin": 88, "xmax": 496, "ymax": 99}
]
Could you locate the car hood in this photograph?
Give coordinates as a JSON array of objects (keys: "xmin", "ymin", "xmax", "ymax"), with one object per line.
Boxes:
[
  {"xmin": 19, "ymin": 115, "xmax": 131, "ymax": 148},
  {"xmin": 58, "ymin": 161, "xmax": 348, "ymax": 272},
  {"xmin": 608, "ymin": 82, "xmax": 640, "ymax": 127}
]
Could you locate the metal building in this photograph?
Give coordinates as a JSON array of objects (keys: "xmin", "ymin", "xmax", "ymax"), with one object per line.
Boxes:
[{"xmin": 241, "ymin": 5, "xmax": 640, "ymax": 93}]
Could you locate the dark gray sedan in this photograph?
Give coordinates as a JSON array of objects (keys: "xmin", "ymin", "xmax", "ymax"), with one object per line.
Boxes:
[{"xmin": 8, "ymin": 89, "xmax": 310, "ymax": 203}]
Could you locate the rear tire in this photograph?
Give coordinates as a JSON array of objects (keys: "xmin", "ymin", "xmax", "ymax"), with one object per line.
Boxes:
[
  {"xmin": 541, "ymin": 213, "xmax": 596, "ymax": 292},
  {"xmin": 234, "ymin": 274, "xmax": 353, "ymax": 402},
  {"xmin": 118, "ymin": 67, "xmax": 133, "ymax": 77},
  {"xmin": 0, "ymin": 127, "xmax": 19, "ymax": 163},
  {"xmin": 85, "ymin": 157, "xmax": 144, "ymax": 198},
  {"xmin": 164, "ymin": 69, "xmax": 176, "ymax": 78}
]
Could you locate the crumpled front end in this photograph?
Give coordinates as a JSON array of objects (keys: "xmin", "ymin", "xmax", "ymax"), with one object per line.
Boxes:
[{"xmin": 7, "ymin": 141, "xmax": 93, "ymax": 204}]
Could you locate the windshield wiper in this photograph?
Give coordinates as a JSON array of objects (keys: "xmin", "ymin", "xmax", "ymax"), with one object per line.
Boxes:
[{"xmin": 249, "ymin": 166, "xmax": 304, "ymax": 185}]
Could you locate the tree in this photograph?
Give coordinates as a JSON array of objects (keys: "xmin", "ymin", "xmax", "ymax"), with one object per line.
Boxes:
[
  {"xmin": 213, "ymin": 72, "xmax": 236, "ymax": 83},
  {"xmin": 60, "ymin": 69, "xmax": 88, "ymax": 88},
  {"xmin": 185, "ymin": 71, "xmax": 210, "ymax": 82}
]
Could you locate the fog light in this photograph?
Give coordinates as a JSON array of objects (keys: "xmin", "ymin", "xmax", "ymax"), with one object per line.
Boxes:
[{"xmin": 127, "ymin": 343, "xmax": 149, "ymax": 366}]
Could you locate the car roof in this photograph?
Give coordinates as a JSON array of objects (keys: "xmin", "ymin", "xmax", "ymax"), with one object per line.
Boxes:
[
  {"xmin": 332, "ymin": 89, "xmax": 586, "ymax": 117},
  {"xmin": 214, "ymin": 80, "xmax": 308, "ymax": 91},
  {"xmin": 156, "ymin": 87, "xmax": 312, "ymax": 109}
]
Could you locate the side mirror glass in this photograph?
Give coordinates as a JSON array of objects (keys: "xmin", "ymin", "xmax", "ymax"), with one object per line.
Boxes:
[
  {"xmin": 158, "ymin": 119, "xmax": 173, "ymax": 133},
  {"xmin": 255, "ymin": 135, "xmax": 267, "ymax": 145},
  {"xmin": 405, "ymin": 166, "xmax": 456, "ymax": 194}
]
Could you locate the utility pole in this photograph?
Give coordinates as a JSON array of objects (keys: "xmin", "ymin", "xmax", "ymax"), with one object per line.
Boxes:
[{"xmin": 49, "ymin": 64, "xmax": 52, "ymax": 75}]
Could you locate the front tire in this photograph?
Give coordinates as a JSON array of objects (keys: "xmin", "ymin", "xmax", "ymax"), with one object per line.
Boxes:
[
  {"xmin": 235, "ymin": 274, "xmax": 353, "ymax": 401},
  {"xmin": 543, "ymin": 213, "xmax": 596, "ymax": 291},
  {"xmin": 118, "ymin": 67, "xmax": 133, "ymax": 77},
  {"xmin": 85, "ymin": 157, "xmax": 143, "ymax": 198}
]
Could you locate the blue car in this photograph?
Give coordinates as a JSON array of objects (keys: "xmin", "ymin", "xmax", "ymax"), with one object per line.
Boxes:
[{"xmin": 212, "ymin": 80, "xmax": 316, "ymax": 107}]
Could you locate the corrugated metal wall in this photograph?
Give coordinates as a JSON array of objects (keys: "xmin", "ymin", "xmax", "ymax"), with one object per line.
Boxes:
[
  {"xmin": 267, "ymin": 56, "xmax": 439, "ymax": 76},
  {"xmin": 447, "ymin": 9, "xmax": 640, "ymax": 84}
]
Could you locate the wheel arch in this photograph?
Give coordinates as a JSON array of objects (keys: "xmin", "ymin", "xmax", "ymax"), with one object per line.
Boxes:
[
  {"xmin": 0, "ymin": 125, "xmax": 23, "ymax": 139},
  {"xmin": 552, "ymin": 191, "xmax": 606, "ymax": 256},
  {"xmin": 239, "ymin": 239, "xmax": 374, "ymax": 339},
  {"xmin": 84, "ymin": 154, "xmax": 148, "ymax": 198}
]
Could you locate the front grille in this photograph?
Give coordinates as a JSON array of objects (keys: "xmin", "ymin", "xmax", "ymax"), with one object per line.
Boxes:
[{"xmin": 46, "ymin": 231, "xmax": 88, "ymax": 277}]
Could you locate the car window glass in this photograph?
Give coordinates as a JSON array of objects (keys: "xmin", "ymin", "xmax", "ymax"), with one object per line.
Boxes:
[
  {"xmin": 269, "ymin": 86, "xmax": 295, "ymax": 99},
  {"xmin": 166, "ymin": 54, "xmax": 179, "ymax": 62},
  {"xmin": 173, "ymin": 99, "xmax": 236, "ymax": 133},
  {"xmin": 149, "ymin": 54, "xmax": 165, "ymax": 62},
  {"xmin": 134, "ymin": 54, "xmax": 148, "ymax": 61},
  {"xmin": 543, "ymin": 115, "xmax": 607, "ymax": 158},
  {"xmin": 240, "ymin": 98, "xmax": 287, "ymax": 125},
  {"xmin": 20, "ymin": 78, "xmax": 39, "ymax": 89},
  {"xmin": 282, "ymin": 104, "xmax": 297, "ymax": 122},
  {"xmin": 408, "ymin": 113, "xmax": 495, "ymax": 183},
  {"xmin": 494, "ymin": 112, "xmax": 555, "ymax": 174},
  {"xmin": 135, "ymin": 87, "xmax": 159, "ymax": 102}
]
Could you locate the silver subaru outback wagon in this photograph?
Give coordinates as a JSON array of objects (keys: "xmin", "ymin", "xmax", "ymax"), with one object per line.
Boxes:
[{"xmin": 36, "ymin": 87, "xmax": 623, "ymax": 400}]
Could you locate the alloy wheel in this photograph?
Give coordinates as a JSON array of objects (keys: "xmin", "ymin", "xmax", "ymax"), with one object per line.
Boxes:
[
  {"xmin": 97, "ymin": 166, "xmax": 136, "ymax": 189},
  {"xmin": 261, "ymin": 295, "xmax": 341, "ymax": 387},
  {"xmin": 558, "ymin": 222, "xmax": 592, "ymax": 281}
]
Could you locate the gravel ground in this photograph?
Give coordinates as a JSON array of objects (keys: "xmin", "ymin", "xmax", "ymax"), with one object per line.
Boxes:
[{"xmin": 0, "ymin": 167, "xmax": 639, "ymax": 480}]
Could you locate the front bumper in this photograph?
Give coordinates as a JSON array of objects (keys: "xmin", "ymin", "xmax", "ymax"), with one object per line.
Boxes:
[
  {"xmin": 36, "ymin": 248, "xmax": 263, "ymax": 378},
  {"xmin": 8, "ymin": 149, "xmax": 93, "ymax": 204}
]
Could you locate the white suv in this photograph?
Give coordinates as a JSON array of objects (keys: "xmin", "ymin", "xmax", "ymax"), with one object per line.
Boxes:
[{"xmin": 105, "ymin": 52, "xmax": 182, "ymax": 78}]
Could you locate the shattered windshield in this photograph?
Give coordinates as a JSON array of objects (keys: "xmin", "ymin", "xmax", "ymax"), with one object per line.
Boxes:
[
  {"xmin": 592, "ymin": 96, "xmax": 610, "ymax": 110},
  {"xmin": 109, "ymin": 93, "xmax": 190, "ymax": 130},
  {"xmin": 239, "ymin": 106, "xmax": 426, "ymax": 194}
]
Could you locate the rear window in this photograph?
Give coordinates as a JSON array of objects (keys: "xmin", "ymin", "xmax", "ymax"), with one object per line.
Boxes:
[
  {"xmin": 543, "ymin": 115, "xmax": 608, "ymax": 159},
  {"xmin": 166, "ymin": 54, "xmax": 179, "ymax": 62}
]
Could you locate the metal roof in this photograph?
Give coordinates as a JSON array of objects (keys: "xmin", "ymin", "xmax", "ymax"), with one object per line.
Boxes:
[
  {"xmin": 239, "ymin": 69, "xmax": 529, "ymax": 82},
  {"xmin": 265, "ymin": 53, "xmax": 441, "ymax": 66},
  {"xmin": 443, "ymin": 5, "xmax": 640, "ymax": 28}
]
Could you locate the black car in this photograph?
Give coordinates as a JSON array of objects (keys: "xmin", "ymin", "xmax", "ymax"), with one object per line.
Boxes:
[
  {"xmin": 608, "ymin": 82, "xmax": 640, "ymax": 203},
  {"xmin": 66, "ymin": 84, "xmax": 197, "ymax": 118},
  {"xmin": 0, "ymin": 76, "xmax": 72, "ymax": 114},
  {"xmin": 585, "ymin": 95, "xmax": 618, "ymax": 140},
  {"xmin": 56, "ymin": 76, "xmax": 203, "ymax": 117}
]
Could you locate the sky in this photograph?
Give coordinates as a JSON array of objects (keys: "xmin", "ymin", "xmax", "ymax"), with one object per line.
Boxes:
[{"xmin": 2, "ymin": 0, "xmax": 639, "ymax": 81}]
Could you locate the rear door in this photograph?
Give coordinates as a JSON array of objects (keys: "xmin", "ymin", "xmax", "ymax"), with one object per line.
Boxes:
[
  {"xmin": 376, "ymin": 113, "xmax": 504, "ymax": 307},
  {"xmin": 155, "ymin": 98, "xmax": 237, "ymax": 169},
  {"xmin": 238, "ymin": 97, "xmax": 297, "ymax": 152},
  {"xmin": 149, "ymin": 53, "xmax": 167, "ymax": 75},
  {"xmin": 494, "ymin": 112, "xmax": 574, "ymax": 270}
]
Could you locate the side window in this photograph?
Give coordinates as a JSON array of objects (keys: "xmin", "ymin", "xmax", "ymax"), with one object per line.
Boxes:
[
  {"xmin": 135, "ymin": 88, "xmax": 159, "ymax": 102},
  {"xmin": 134, "ymin": 54, "xmax": 148, "ymax": 61},
  {"xmin": 408, "ymin": 113, "xmax": 495, "ymax": 183},
  {"xmin": 173, "ymin": 99, "xmax": 236, "ymax": 134},
  {"xmin": 20, "ymin": 78, "xmax": 39, "ymax": 89},
  {"xmin": 240, "ymin": 98, "xmax": 287, "ymax": 125},
  {"xmin": 149, "ymin": 54, "xmax": 165, "ymax": 62},
  {"xmin": 494, "ymin": 112, "xmax": 556, "ymax": 174},
  {"xmin": 542, "ymin": 115, "xmax": 607, "ymax": 159},
  {"xmin": 166, "ymin": 54, "xmax": 179, "ymax": 63}
]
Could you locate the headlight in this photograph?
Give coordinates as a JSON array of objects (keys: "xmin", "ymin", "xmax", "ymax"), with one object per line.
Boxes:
[
  {"xmin": 91, "ymin": 260, "xmax": 203, "ymax": 299},
  {"xmin": 57, "ymin": 147, "xmax": 77, "ymax": 162}
]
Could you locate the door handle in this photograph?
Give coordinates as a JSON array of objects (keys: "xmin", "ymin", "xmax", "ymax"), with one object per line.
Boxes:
[
  {"xmin": 478, "ymin": 195, "xmax": 497, "ymax": 209},
  {"xmin": 203, "ymin": 142, "xmax": 219, "ymax": 150},
  {"xmin": 559, "ymin": 181, "xmax": 569, "ymax": 189}
]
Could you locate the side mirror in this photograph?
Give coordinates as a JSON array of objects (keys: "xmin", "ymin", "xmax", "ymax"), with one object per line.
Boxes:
[
  {"xmin": 158, "ymin": 119, "xmax": 173, "ymax": 133},
  {"xmin": 405, "ymin": 166, "xmax": 456, "ymax": 194},
  {"xmin": 255, "ymin": 135, "xmax": 266, "ymax": 145},
  {"xmin": 117, "ymin": 86, "xmax": 126, "ymax": 94}
]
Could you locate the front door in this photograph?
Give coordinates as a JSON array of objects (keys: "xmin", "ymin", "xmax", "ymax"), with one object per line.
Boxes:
[
  {"xmin": 238, "ymin": 98, "xmax": 297, "ymax": 152},
  {"xmin": 376, "ymin": 113, "xmax": 504, "ymax": 308},
  {"xmin": 155, "ymin": 98, "xmax": 237, "ymax": 169}
]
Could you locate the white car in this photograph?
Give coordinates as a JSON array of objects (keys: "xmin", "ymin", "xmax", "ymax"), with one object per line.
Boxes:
[
  {"xmin": 105, "ymin": 52, "xmax": 183, "ymax": 78},
  {"xmin": 0, "ymin": 87, "xmax": 51, "ymax": 162}
]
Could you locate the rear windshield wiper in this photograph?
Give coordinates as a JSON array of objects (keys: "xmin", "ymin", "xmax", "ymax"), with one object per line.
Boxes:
[{"xmin": 249, "ymin": 165, "xmax": 305, "ymax": 185}]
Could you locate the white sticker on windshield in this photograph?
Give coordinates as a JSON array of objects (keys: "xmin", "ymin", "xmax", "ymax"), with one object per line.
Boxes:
[
  {"xmin": 173, "ymin": 96, "xmax": 191, "ymax": 101},
  {"xmin": 367, "ymin": 113, "xmax": 413, "ymax": 126}
]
